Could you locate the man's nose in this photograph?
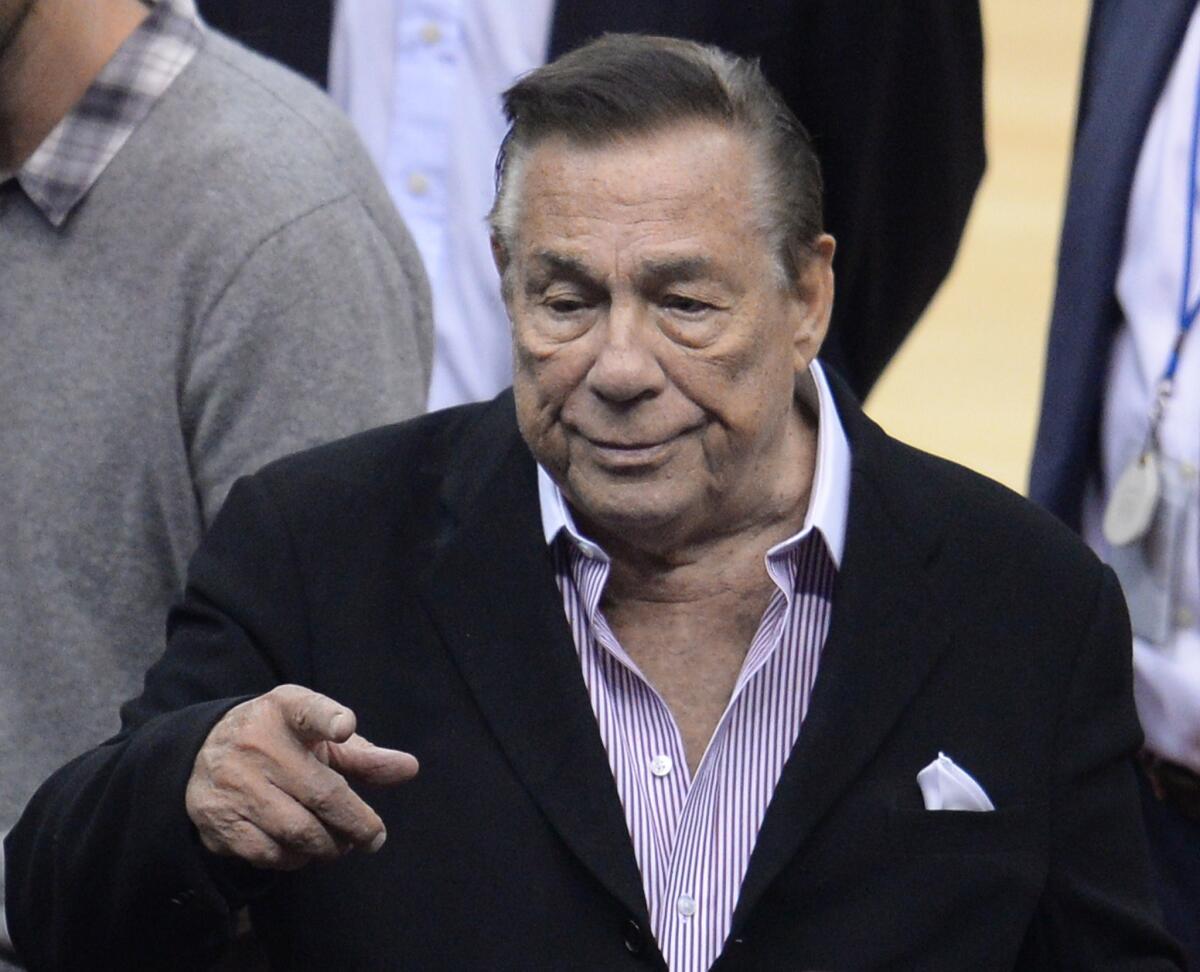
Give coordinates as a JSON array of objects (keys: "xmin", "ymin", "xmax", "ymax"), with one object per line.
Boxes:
[{"xmin": 584, "ymin": 302, "xmax": 667, "ymax": 403}]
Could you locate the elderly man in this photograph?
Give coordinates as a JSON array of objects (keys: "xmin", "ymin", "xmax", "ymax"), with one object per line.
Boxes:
[{"xmin": 6, "ymin": 35, "xmax": 1182, "ymax": 971}]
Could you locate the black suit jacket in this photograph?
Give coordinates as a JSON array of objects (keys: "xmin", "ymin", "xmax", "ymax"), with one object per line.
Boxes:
[
  {"xmin": 195, "ymin": 0, "xmax": 984, "ymax": 400},
  {"xmin": 1030, "ymin": 0, "xmax": 1198, "ymax": 524},
  {"xmin": 6, "ymin": 378, "xmax": 1181, "ymax": 969}
]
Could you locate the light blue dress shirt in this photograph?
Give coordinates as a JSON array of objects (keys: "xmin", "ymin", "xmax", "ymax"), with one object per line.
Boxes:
[{"xmin": 330, "ymin": 0, "xmax": 555, "ymax": 410}]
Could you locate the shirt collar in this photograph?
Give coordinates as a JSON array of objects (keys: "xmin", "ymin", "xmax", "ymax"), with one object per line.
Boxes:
[
  {"xmin": 538, "ymin": 358, "xmax": 851, "ymax": 567},
  {"xmin": 4, "ymin": 0, "xmax": 201, "ymax": 227}
]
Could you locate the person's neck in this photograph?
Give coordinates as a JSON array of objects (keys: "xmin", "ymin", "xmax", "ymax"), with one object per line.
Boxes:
[
  {"xmin": 596, "ymin": 410, "xmax": 818, "ymax": 607},
  {"xmin": 601, "ymin": 513, "xmax": 807, "ymax": 610},
  {"xmin": 0, "ymin": 0, "xmax": 149, "ymax": 171}
]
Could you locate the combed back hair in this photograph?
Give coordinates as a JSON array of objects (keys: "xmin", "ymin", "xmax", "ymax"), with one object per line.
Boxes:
[{"xmin": 488, "ymin": 33, "xmax": 824, "ymax": 289}]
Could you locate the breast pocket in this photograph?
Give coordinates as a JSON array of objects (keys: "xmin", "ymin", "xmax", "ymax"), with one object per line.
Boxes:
[{"xmin": 886, "ymin": 804, "xmax": 1047, "ymax": 857}]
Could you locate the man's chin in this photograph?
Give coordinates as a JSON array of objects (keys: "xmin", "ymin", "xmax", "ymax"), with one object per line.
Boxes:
[{"xmin": 567, "ymin": 484, "xmax": 696, "ymax": 549}]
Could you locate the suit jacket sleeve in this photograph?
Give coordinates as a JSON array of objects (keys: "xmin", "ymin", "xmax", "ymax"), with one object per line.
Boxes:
[
  {"xmin": 4, "ymin": 476, "xmax": 304, "ymax": 969},
  {"xmin": 1034, "ymin": 566, "xmax": 1183, "ymax": 966}
]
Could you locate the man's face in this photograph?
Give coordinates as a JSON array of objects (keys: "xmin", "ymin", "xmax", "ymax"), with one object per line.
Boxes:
[{"xmin": 501, "ymin": 121, "xmax": 834, "ymax": 548}]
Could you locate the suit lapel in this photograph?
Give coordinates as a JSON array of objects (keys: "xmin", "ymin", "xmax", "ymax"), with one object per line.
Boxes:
[
  {"xmin": 416, "ymin": 404, "xmax": 649, "ymax": 926},
  {"xmin": 1057, "ymin": 0, "xmax": 1193, "ymax": 343},
  {"xmin": 731, "ymin": 378, "xmax": 952, "ymax": 935}
]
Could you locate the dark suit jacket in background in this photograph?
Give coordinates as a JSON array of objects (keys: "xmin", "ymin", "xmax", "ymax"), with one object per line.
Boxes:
[
  {"xmin": 1027, "ymin": 2, "xmax": 1200, "ymax": 963},
  {"xmin": 195, "ymin": 0, "xmax": 985, "ymax": 400},
  {"xmin": 6, "ymin": 378, "xmax": 1181, "ymax": 969},
  {"xmin": 1030, "ymin": 0, "xmax": 1198, "ymax": 523}
]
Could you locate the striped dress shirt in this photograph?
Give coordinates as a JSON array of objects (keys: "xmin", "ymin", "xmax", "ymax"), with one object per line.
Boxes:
[{"xmin": 538, "ymin": 362, "xmax": 851, "ymax": 972}]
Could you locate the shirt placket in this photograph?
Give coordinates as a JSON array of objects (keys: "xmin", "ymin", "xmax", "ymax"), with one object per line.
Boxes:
[
  {"xmin": 655, "ymin": 549, "xmax": 799, "ymax": 972},
  {"xmin": 569, "ymin": 545, "xmax": 691, "ymax": 912},
  {"xmin": 387, "ymin": 0, "xmax": 459, "ymax": 278},
  {"xmin": 566, "ymin": 544, "xmax": 681, "ymax": 888},
  {"xmin": 591, "ymin": 616, "xmax": 690, "ymax": 913},
  {"xmin": 567, "ymin": 538, "xmax": 806, "ymax": 972}
]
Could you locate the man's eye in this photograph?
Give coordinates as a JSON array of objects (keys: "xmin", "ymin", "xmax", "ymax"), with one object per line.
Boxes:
[
  {"xmin": 546, "ymin": 297, "xmax": 588, "ymax": 314},
  {"xmin": 662, "ymin": 295, "xmax": 712, "ymax": 315}
]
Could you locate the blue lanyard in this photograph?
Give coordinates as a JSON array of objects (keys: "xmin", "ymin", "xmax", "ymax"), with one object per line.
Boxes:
[
  {"xmin": 1170, "ymin": 53, "xmax": 1200, "ymax": 381},
  {"xmin": 1144, "ymin": 54, "xmax": 1200, "ymax": 450}
]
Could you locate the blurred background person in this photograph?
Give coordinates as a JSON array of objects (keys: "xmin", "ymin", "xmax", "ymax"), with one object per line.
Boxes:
[
  {"xmin": 1029, "ymin": 0, "xmax": 1200, "ymax": 961},
  {"xmin": 196, "ymin": 0, "xmax": 985, "ymax": 409},
  {"xmin": 0, "ymin": 0, "xmax": 431, "ymax": 966}
]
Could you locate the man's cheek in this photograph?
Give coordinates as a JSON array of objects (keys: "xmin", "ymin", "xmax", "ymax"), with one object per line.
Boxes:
[{"xmin": 536, "ymin": 352, "xmax": 598, "ymax": 408}]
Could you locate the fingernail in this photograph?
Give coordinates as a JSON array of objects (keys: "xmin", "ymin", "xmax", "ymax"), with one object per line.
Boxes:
[
  {"xmin": 367, "ymin": 830, "xmax": 387, "ymax": 854},
  {"xmin": 329, "ymin": 713, "xmax": 350, "ymax": 739}
]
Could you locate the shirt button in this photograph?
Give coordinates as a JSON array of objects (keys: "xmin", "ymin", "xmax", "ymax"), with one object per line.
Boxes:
[
  {"xmin": 419, "ymin": 22, "xmax": 442, "ymax": 45},
  {"xmin": 406, "ymin": 172, "xmax": 429, "ymax": 196},
  {"xmin": 650, "ymin": 754, "xmax": 673, "ymax": 777},
  {"xmin": 1176, "ymin": 607, "xmax": 1194, "ymax": 627},
  {"xmin": 677, "ymin": 893, "xmax": 697, "ymax": 918}
]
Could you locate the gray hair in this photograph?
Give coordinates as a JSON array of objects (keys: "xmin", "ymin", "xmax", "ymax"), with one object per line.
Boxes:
[{"xmin": 488, "ymin": 33, "xmax": 824, "ymax": 289}]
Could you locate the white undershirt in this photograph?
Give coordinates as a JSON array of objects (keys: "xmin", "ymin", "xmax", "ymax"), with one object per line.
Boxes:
[
  {"xmin": 329, "ymin": 0, "xmax": 555, "ymax": 411},
  {"xmin": 1082, "ymin": 2, "xmax": 1200, "ymax": 773}
]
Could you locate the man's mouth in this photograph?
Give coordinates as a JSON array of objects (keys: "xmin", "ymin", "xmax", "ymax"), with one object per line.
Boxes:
[{"xmin": 576, "ymin": 429, "xmax": 695, "ymax": 469}]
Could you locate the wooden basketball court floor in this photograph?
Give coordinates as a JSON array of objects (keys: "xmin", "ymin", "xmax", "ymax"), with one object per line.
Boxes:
[{"xmin": 865, "ymin": 0, "xmax": 1091, "ymax": 493}]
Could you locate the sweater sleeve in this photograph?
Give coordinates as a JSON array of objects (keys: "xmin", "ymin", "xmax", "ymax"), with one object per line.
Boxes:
[{"xmin": 182, "ymin": 192, "xmax": 432, "ymax": 525}]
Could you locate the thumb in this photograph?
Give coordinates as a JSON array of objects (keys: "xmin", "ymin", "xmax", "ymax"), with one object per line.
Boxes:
[
  {"xmin": 327, "ymin": 734, "xmax": 420, "ymax": 785},
  {"xmin": 272, "ymin": 684, "xmax": 357, "ymax": 746}
]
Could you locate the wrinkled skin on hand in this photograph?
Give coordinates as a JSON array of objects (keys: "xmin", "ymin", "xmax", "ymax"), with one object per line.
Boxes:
[{"xmin": 185, "ymin": 684, "xmax": 419, "ymax": 870}]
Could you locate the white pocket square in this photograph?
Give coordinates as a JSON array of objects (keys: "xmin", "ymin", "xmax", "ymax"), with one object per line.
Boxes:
[{"xmin": 916, "ymin": 752, "xmax": 995, "ymax": 812}]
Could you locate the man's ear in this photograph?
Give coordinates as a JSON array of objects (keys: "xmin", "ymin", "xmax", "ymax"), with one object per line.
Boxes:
[
  {"xmin": 491, "ymin": 233, "xmax": 513, "ymax": 304},
  {"xmin": 491, "ymin": 233, "xmax": 510, "ymax": 276},
  {"xmin": 789, "ymin": 233, "xmax": 835, "ymax": 373}
]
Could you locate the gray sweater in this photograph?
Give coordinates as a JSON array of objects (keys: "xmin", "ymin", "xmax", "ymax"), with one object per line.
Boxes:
[{"xmin": 0, "ymin": 27, "xmax": 432, "ymax": 876}]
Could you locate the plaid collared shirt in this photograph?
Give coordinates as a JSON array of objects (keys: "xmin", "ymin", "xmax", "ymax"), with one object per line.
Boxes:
[{"xmin": 1, "ymin": 0, "xmax": 201, "ymax": 226}]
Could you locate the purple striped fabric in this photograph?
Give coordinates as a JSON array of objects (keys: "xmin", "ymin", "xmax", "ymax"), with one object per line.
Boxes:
[{"xmin": 552, "ymin": 527, "xmax": 837, "ymax": 971}]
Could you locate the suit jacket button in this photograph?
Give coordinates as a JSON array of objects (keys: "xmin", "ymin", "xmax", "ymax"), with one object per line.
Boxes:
[{"xmin": 623, "ymin": 918, "xmax": 645, "ymax": 955}]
